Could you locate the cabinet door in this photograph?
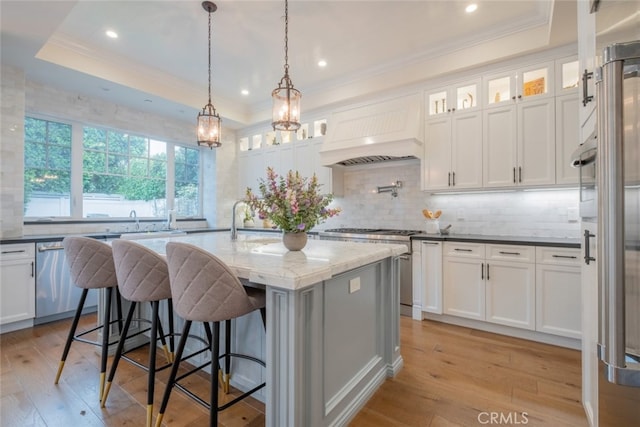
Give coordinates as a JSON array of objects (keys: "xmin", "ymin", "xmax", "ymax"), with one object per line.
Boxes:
[
  {"xmin": 577, "ymin": 0, "xmax": 597, "ymax": 130},
  {"xmin": 294, "ymin": 140, "xmax": 314, "ymax": 179},
  {"xmin": 555, "ymin": 94, "xmax": 580, "ymax": 185},
  {"xmin": 485, "ymin": 260, "xmax": 535, "ymax": 330},
  {"xmin": 0, "ymin": 244, "xmax": 36, "ymax": 325},
  {"xmin": 483, "ymin": 105, "xmax": 517, "ymax": 187},
  {"xmin": 421, "ymin": 241, "xmax": 443, "ymax": 314},
  {"xmin": 518, "ymin": 61, "xmax": 554, "ymax": 101},
  {"xmin": 424, "ymin": 116, "xmax": 452, "ymax": 190},
  {"xmin": 451, "ymin": 111, "xmax": 483, "ymax": 189},
  {"xmin": 443, "ymin": 257, "xmax": 484, "ymax": 320},
  {"xmin": 517, "ymin": 97, "xmax": 556, "ymax": 186},
  {"xmin": 245, "ymin": 150, "xmax": 264, "ymax": 192},
  {"xmin": 580, "ymin": 222, "xmax": 598, "ymax": 426},
  {"xmin": 536, "ymin": 263, "xmax": 582, "ymax": 339},
  {"xmin": 311, "ymin": 139, "xmax": 333, "ymax": 194}
]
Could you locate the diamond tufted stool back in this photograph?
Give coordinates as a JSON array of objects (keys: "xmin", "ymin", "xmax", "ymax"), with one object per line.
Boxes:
[
  {"xmin": 55, "ymin": 236, "xmax": 123, "ymax": 402},
  {"xmin": 101, "ymin": 239, "xmax": 176, "ymax": 427},
  {"xmin": 155, "ymin": 242, "xmax": 266, "ymax": 427}
]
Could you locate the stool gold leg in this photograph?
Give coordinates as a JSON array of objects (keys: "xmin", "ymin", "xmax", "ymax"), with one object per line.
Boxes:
[
  {"xmin": 54, "ymin": 361, "xmax": 65, "ymax": 384},
  {"xmin": 162, "ymin": 344, "xmax": 171, "ymax": 363},
  {"xmin": 101, "ymin": 381, "xmax": 112, "ymax": 407},
  {"xmin": 223, "ymin": 373, "xmax": 230, "ymax": 394},
  {"xmin": 146, "ymin": 404, "xmax": 153, "ymax": 427},
  {"xmin": 99, "ymin": 372, "xmax": 106, "ymax": 400},
  {"xmin": 154, "ymin": 413, "xmax": 164, "ymax": 427}
]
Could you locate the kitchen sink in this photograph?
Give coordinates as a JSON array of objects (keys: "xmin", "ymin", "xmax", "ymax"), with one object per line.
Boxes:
[{"xmin": 116, "ymin": 230, "xmax": 187, "ymax": 240}]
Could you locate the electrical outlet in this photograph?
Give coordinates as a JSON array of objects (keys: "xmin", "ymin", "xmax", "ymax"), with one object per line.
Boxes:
[
  {"xmin": 567, "ymin": 207, "xmax": 579, "ymax": 222},
  {"xmin": 349, "ymin": 277, "xmax": 361, "ymax": 293}
]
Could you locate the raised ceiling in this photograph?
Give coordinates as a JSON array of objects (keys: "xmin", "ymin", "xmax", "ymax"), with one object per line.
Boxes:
[{"xmin": 1, "ymin": 1, "xmax": 578, "ymax": 129}]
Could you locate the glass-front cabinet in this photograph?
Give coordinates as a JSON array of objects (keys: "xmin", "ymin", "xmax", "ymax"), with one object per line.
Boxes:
[
  {"xmin": 426, "ymin": 79, "xmax": 481, "ymax": 117},
  {"xmin": 484, "ymin": 61, "xmax": 555, "ymax": 108},
  {"xmin": 556, "ymin": 57, "xmax": 579, "ymax": 94}
]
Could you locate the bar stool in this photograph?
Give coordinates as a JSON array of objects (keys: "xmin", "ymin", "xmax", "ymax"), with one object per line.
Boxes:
[
  {"xmin": 55, "ymin": 236, "xmax": 123, "ymax": 401},
  {"xmin": 100, "ymin": 239, "xmax": 178, "ymax": 427},
  {"xmin": 155, "ymin": 242, "xmax": 266, "ymax": 427}
]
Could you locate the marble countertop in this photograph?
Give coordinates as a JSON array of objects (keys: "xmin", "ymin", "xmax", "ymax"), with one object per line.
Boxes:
[
  {"xmin": 134, "ymin": 232, "xmax": 407, "ymax": 291},
  {"xmin": 411, "ymin": 233, "xmax": 581, "ymax": 248}
]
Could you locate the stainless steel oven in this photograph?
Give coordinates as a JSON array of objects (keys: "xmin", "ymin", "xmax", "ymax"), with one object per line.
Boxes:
[{"xmin": 318, "ymin": 228, "xmax": 422, "ymax": 317}]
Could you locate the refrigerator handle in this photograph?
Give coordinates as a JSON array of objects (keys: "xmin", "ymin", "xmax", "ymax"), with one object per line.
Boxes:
[
  {"xmin": 583, "ymin": 229, "xmax": 595, "ymax": 265},
  {"xmin": 597, "ymin": 42, "xmax": 640, "ymax": 388}
]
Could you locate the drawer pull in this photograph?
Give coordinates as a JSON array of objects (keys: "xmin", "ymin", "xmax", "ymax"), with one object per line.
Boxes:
[
  {"xmin": 481, "ymin": 263, "xmax": 484, "ymax": 280},
  {"xmin": 423, "ymin": 242, "xmax": 440, "ymax": 246},
  {"xmin": 31, "ymin": 261, "xmax": 34, "ymax": 278},
  {"xmin": 499, "ymin": 251, "xmax": 521, "ymax": 256},
  {"xmin": 1, "ymin": 249, "xmax": 26, "ymax": 254},
  {"xmin": 454, "ymin": 248, "xmax": 473, "ymax": 252},
  {"xmin": 552, "ymin": 255, "xmax": 578, "ymax": 259},
  {"xmin": 487, "ymin": 263, "xmax": 490, "ymax": 280}
]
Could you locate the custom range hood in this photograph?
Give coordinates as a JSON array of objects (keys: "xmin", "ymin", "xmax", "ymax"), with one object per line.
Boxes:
[{"xmin": 319, "ymin": 94, "xmax": 423, "ymax": 167}]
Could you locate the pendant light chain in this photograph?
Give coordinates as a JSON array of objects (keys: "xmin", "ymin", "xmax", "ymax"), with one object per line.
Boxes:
[
  {"xmin": 283, "ymin": 0, "xmax": 289, "ymax": 76},
  {"xmin": 207, "ymin": 7, "xmax": 212, "ymax": 105}
]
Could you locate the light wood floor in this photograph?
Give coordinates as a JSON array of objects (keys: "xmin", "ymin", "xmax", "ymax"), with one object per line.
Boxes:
[{"xmin": 0, "ymin": 315, "xmax": 587, "ymax": 426}]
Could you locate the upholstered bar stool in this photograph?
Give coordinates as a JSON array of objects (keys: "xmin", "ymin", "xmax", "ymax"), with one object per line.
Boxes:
[
  {"xmin": 101, "ymin": 239, "xmax": 175, "ymax": 427},
  {"xmin": 55, "ymin": 236, "xmax": 123, "ymax": 401},
  {"xmin": 155, "ymin": 242, "xmax": 266, "ymax": 427}
]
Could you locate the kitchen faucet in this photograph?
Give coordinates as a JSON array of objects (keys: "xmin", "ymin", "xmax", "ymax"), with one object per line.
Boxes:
[
  {"xmin": 230, "ymin": 200, "xmax": 245, "ymax": 241},
  {"xmin": 129, "ymin": 209, "xmax": 140, "ymax": 231}
]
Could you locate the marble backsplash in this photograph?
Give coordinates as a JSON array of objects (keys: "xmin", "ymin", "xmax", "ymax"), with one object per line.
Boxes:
[{"xmin": 319, "ymin": 162, "xmax": 581, "ymax": 238}]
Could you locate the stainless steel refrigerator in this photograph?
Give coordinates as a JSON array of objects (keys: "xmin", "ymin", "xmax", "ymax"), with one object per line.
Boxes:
[{"xmin": 594, "ymin": 40, "xmax": 640, "ymax": 425}]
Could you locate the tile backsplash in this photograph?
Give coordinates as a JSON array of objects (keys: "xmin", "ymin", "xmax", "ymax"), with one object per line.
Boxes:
[{"xmin": 320, "ymin": 162, "xmax": 581, "ymax": 238}]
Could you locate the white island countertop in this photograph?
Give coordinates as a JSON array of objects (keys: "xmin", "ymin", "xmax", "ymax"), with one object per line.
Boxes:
[{"xmin": 135, "ymin": 232, "xmax": 407, "ymax": 290}]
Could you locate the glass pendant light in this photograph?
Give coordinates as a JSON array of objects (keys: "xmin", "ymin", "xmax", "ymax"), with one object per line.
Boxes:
[
  {"xmin": 197, "ymin": 1, "xmax": 222, "ymax": 148},
  {"xmin": 271, "ymin": 0, "xmax": 301, "ymax": 131}
]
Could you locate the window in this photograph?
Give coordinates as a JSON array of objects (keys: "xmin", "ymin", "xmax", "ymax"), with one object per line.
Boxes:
[
  {"xmin": 23, "ymin": 117, "xmax": 72, "ymax": 217},
  {"xmin": 82, "ymin": 127, "xmax": 167, "ymax": 218},
  {"xmin": 174, "ymin": 146, "xmax": 200, "ymax": 217},
  {"xmin": 23, "ymin": 118, "xmax": 202, "ymax": 220}
]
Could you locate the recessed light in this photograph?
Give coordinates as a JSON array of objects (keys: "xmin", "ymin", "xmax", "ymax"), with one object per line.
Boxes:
[
  {"xmin": 241, "ymin": 89, "xmax": 249, "ymax": 96},
  {"xmin": 465, "ymin": 3, "xmax": 478, "ymax": 13},
  {"xmin": 105, "ymin": 29, "xmax": 118, "ymax": 39},
  {"xmin": 318, "ymin": 60, "xmax": 327, "ymax": 68}
]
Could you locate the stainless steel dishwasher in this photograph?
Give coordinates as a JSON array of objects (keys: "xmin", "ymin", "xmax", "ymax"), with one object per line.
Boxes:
[{"xmin": 35, "ymin": 240, "xmax": 98, "ymax": 324}]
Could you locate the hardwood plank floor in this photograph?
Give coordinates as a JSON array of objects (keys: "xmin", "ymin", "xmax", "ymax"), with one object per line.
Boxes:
[{"xmin": 0, "ymin": 315, "xmax": 587, "ymax": 426}]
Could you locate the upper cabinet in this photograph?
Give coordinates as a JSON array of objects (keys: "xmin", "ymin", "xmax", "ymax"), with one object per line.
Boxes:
[
  {"xmin": 426, "ymin": 79, "xmax": 481, "ymax": 117},
  {"xmin": 423, "ymin": 80, "xmax": 483, "ymax": 191},
  {"xmin": 237, "ymin": 119, "xmax": 334, "ymax": 198},
  {"xmin": 484, "ymin": 61, "xmax": 555, "ymax": 109}
]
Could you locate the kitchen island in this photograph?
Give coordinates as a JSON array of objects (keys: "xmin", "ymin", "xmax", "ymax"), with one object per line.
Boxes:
[{"xmin": 133, "ymin": 232, "xmax": 407, "ymax": 427}]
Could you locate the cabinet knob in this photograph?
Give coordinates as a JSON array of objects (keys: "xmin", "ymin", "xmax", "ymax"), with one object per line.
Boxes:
[
  {"xmin": 512, "ymin": 96, "xmax": 516, "ymax": 101},
  {"xmin": 517, "ymin": 95, "xmax": 522, "ymax": 99}
]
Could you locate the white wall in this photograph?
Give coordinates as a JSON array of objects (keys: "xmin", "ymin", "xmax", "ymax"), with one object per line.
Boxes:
[
  {"xmin": 320, "ymin": 162, "xmax": 580, "ymax": 238},
  {"xmin": 0, "ymin": 65, "xmax": 26, "ymax": 238}
]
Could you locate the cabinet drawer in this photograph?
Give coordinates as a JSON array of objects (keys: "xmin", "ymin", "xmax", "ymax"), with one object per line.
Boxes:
[
  {"xmin": 536, "ymin": 247, "xmax": 581, "ymax": 266},
  {"xmin": 0, "ymin": 243, "xmax": 35, "ymax": 261},
  {"xmin": 444, "ymin": 242, "xmax": 484, "ymax": 258},
  {"xmin": 486, "ymin": 244, "xmax": 534, "ymax": 263}
]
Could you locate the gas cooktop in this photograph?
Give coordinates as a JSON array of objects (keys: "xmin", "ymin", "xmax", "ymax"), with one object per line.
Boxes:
[{"xmin": 321, "ymin": 228, "xmax": 424, "ymax": 237}]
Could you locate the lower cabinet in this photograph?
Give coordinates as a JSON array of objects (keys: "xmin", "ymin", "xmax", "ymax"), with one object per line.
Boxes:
[
  {"xmin": 535, "ymin": 246, "xmax": 582, "ymax": 339},
  {"xmin": 0, "ymin": 243, "xmax": 36, "ymax": 326},
  {"xmin": 436, "ymin": 240, "xmax": 580, "ymax": 340},
  {"xmin": 484, "ymin": 245, "xmax": 535, "ymax": 330},
  {"xmin": 420, "ymin": 241, "xmax": 443, "ymax": 314},
  {"xmin": 443, "ymin": 242, "xmax": 485, "ymax": 320}
]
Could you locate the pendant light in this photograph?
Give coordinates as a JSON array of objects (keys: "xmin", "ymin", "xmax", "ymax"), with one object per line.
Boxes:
[
  {"xmin": 271, "ymin": 0, "xmax": 301, "ymax": 131},
  {"xmin": 197, "ymin": 1, "xmax": 221, "ymax": 148}
]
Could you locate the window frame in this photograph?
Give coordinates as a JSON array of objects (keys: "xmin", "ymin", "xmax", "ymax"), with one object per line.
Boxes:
[{"xmin": 23, "ymin": 113, "xmax": 203, "ymax": 220}]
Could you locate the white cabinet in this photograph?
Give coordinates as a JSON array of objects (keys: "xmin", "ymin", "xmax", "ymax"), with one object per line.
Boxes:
[
  {"xmin": 535, "ymin": 246, "xmax": 582, "ymax": 339},
  {"xmin": 577, "ymin": 0, "xmax": 597, "ymax": 145},
  {"xmin": 238, "ymin": 149, "xmax": 264, "ymax": 194},
  {"xmin": 485, "ymin": 245, "xmax": 536, "ymax": 330},
  {"xmin": 0, "ymin": 243, "xmax": 36, "ymax": 326},
  {"xmin": 420, "ymin": 240, "xmax": 443, "ymax": 314},
  {"xmin": 580, "ymin": 222, "xmax": 598, "ymax": 426},
  {"xmin": 424, "ymin": 80, "xmax": 483, "ymax": 191},
  {"xmin": 483, "ymin": 97, "xmax": 555, "ymax": 187},
  {"xmin": 424, "ymin": 111, "xmax": 483, "ymax": 191},
  {"xmin": 443, "ymin": 242, "xmax": 485, "ymax": 320},
  {"xmin": 555, "ymin": 94, "xmax": 580, "ymax": 185}
]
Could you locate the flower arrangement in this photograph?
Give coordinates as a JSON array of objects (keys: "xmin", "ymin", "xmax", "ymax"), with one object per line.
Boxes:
[{"xmin": 245, "ymin": 168, "xmax": 340, "ymax": 233}]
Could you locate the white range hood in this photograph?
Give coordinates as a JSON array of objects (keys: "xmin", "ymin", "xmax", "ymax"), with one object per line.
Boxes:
[{"xmin": 320, "ymin": 94, "xmax": 423, "ymax": 167}]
